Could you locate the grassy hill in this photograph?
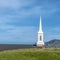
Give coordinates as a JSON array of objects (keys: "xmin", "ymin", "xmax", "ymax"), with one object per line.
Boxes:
[{"xmin": 0, "ymin": 48, "xmax": 60, "ymax": 60}]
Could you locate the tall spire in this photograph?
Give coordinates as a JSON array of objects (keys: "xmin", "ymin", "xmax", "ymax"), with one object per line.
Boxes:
[{"xmin": 39, "ymin": 16, "xmax": 43, "ymax": 32}]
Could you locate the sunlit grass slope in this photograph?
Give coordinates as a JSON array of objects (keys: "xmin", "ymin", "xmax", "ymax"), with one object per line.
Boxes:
[{"xmin": 0, "ymin": 48, "xmax": 60, "ymax": 60}]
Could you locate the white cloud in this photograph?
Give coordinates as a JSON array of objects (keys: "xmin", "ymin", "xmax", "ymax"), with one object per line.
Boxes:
[
  {"xmin": 0, "ymin": 0, "xmax": 35, "ymax": 9},
  {"xmin": 0, "ymin": 0, "xmax": 20, "ymax": 9},
  {"xmin": 0, "ymin": 0, "xmax": 58, "ymax": 21}
]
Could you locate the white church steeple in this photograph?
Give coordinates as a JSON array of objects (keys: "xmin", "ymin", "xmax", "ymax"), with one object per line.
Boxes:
[
  {"xmin": 37, "ymin": 16, "xmax": 44, "ymax": 47},
  {"xmin": 39, "ymin": 16, "xmax": 43, "ymax": 32}
]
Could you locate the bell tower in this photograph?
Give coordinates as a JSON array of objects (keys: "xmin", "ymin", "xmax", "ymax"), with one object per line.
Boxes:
[{"xmin": 37, "ymin": 16, "xmax": 44, "ymax": 47}]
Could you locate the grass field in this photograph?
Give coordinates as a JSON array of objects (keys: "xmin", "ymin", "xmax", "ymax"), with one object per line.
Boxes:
[{"xmin": 0, "ymin": 48, "xmax": 60, "ymax": 60}]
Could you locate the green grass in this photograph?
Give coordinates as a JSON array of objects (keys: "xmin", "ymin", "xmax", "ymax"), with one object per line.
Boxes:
[{"xmin": 0, "ymin": 48, "xmax": 60, "ymax": 60}]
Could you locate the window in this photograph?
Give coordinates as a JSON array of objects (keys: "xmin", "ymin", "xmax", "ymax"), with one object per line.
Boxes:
[{"xmin": 40, "ymin": 36, "xmax": 42, "ymax": 41}]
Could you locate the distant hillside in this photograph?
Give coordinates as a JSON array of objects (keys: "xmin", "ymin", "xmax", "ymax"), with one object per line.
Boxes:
[{"xmin": 45, "ymin": 39, "xmax": 60, "ymax": 48}]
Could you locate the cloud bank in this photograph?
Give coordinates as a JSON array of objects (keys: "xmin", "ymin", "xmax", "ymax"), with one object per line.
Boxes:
[{"xmin": 0, "ymin": 0, "xmax": 60, "ymax": 44}]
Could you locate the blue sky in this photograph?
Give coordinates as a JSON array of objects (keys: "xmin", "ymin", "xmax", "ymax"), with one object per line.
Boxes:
[{"xmin": 0, "ymin": 0, "xmax": 60, "ymax": 44}]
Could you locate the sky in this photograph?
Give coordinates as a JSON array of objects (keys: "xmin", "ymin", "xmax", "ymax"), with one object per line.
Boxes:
[{"xmin": 0, "ymin": 0, "xmax": 60, "ymax": 44}]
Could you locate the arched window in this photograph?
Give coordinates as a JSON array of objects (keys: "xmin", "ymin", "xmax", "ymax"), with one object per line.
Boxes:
[{"xmin": 40, "ymin": 36, "xmax": 42, "ymax": 41}]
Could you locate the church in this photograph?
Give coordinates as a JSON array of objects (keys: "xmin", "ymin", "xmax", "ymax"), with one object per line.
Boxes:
[{"xmin": 36, "ymin": 16, "xmax": 44, "ymax": 48}]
